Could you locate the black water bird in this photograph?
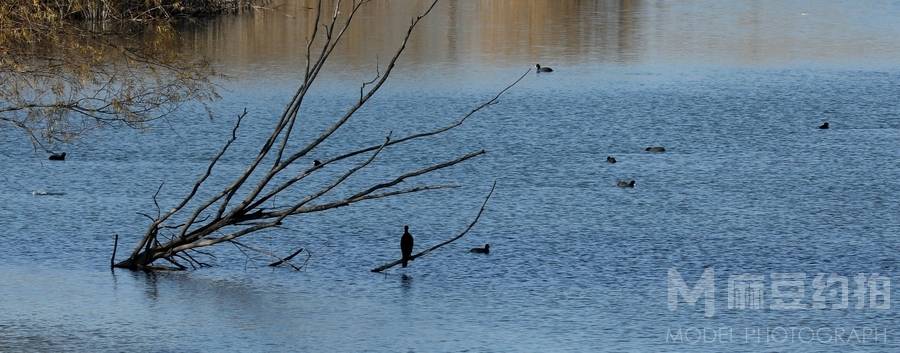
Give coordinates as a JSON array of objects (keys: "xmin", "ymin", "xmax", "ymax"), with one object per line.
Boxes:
[
  {"xmin": 314, "ymin": 159, "xmax": 322, "ymax": 167},
  {"xmin": 535, "ymin": 64, "xmax": 553, "ymax": 73},
  {"xmin": 48, "ymin": 152, "xmax": 66, "ymax": 161},
  {"xmin": 617, "ymin": 179, "xmax": 636, "ymax": 188},
  {"xmin": 469, "ymin": 244, "xmax": 490, "ymax": 254},
  {"xmin": 819, "ymin": 122, "xmax": 829, "ymax": 129},
  {"xmin": 400, "ymin": 225, "xmax": 414, "ymax": 268},
  {"xmin": 645, "ymin": 146, "xmax": 666, "ymax": 153},
  {"xmin": 607, "ymin": 156, "xmax": 617, "ymax": 164}
]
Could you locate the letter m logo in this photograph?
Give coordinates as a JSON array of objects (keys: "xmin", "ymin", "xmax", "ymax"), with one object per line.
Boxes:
[{"xmin": 668, "ymin": 267, "xmax": 716, "ymax": 317}]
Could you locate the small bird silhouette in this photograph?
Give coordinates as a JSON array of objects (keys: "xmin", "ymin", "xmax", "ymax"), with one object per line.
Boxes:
[
  {"xmin": 535, "ymin": 64, "xmax": 553, "ymax": 73},
  {"xmin": 607, "ymin": 156, "xmax": 617, "ymax": 164},
  {"xmin": 645, "ymin": 146, "xmax": 666, "ymax": 153},
  {"xmin": 617, "ymin": 179, "xmax": 636, "ymax": 188},
  {"xmin": 469, "ymin": 244, "xmax": 490, "ymax": 254},
  {"xmin": 48, "ymin": 152, "xmax": 66, "ymax": 161},
  {"xmin": 819, "ymin": 122, "xmax": 829, "ymax": 129},
  {"xmin": 400, "ymin": 225, "xmax": 414, "ymax": 268},
  {"xmin": 313, "ymin": 159, "xmax": 322, "ymax": 167}
]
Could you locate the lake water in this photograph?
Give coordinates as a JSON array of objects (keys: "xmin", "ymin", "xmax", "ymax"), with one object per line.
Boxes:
[{"xmin": 2, "ymin": 1, "xmax": 900, "ymax": 352}]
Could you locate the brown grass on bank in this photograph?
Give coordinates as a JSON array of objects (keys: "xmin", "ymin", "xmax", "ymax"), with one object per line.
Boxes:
[{"xmin": 3, "ymin": 0, "xmax": 257, "ymax": 23}]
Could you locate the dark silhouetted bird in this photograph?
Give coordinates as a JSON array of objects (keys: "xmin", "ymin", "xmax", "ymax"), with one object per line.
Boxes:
[
  {"xmin": 819, "ymin": 122, "xmax": 829, "ymax": 129},
  {"xmin": 400, "ymin": 225, "xmax": 414, "ymax": 268},
  {"xmin": 48, "ymin": 152, "xmax": 66, "ymax": 161},
  {"xmin": 645, "ymin": 146, "xmax": 666, "ymax": 153},
  {"xmin": 313, "ymin": 159, "xmax": 322, "ymax": 167},
  {"xmin": 469, "ymin": 244, "xmax": 490, "ymax": 254},
  {"xmin": 535, "ymin": 64, "xmax": 553, "ymax": 73},
  {"xmin": 617, "ymin": 179, "xmax": 636, "ymax": 188},
  {"xmin": 607, "ymin": 156, "xmax": 617, "ymax": 163}
]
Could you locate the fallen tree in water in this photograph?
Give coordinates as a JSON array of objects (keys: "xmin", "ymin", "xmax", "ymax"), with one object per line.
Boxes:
[{"xmin": 112, "ymin": 0, "xmax": 527, "ymax": 271}]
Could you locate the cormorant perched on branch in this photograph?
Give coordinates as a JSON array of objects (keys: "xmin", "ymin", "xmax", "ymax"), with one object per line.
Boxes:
[{"xmin": 400, "ymin": 225, "xmax": 414, "ymax": 268}]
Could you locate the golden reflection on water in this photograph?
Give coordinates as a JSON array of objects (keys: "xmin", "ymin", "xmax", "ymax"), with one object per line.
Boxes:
[
  {"xmin": 178, "ymin": 0, "xmax": 643, "ymax": 71},
  {"xmin": 175, "ymin": 0, "xmax": 900, "ymax": 73}
]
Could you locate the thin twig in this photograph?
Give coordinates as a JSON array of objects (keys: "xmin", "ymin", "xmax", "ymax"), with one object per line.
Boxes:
[
  {"xmin": 110, "ymin": 233, "xmax": 118, "ymax": 269},
  {"xmin": 268, "ymin": 248, "xmax": 304, "ymax": 268}
]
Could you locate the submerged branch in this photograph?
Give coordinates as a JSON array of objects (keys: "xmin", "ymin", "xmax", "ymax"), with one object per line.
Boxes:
[
  {"xmin": 370, "ymin": 181, "xmax": 497, "ymax": 273},
  {"xmin": 268, "ymin": 248, "xmax": 304, "ymax": 269}
]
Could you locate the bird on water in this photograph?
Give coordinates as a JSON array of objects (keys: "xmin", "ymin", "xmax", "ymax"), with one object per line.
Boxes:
[
  {"xmin": 617, "ymin": 179, "xmax": 636, "ymax": 188},
  {"xmin": 607, "ymin": 156, "xmax": 617, "ymax": 164},
  {"xmin": 535, "ymin": 64, "xmax": 553, "ymax": 73},
  {"xmin": 470, "ymin": 244, "xmax": 490, "ymax": 254},
  {"xmin": 819, "ymin": 122, "xmax": 829, "ymax": 129},
  {"xmin": 48, "ymin": 152, "xmax": 66, "ymax": 161},
  {"xmin": 400, "ymin": 225, "xmax": 414, "ymax": 268}
]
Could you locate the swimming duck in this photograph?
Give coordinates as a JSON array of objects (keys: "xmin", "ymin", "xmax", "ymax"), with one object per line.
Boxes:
[
  {"xmin": 819, "ymin": 122, "xmax": 829, "ymax": 129},
  {"xmin": 313, "ymin": 159, "xmax": 322, "ymax": 167},
  {"xmin": 607, "ymin": 156, "xmax": 617, "ymax": 164},
  {"xmin": 470, "ymin": 244, "xmax": 490, "ymax": 254},
  {"xmin": 535, "ymin": 64, "xmax": 553, "ymax": 73},
  {"xmin": 645, "ymin": 146, "xmax": 666, "ymax": 153},
  {"xmin": 48, "ymin": 152, "xmax": 66, "ymax": 161},
  {"xmin": 617, "ymin": 179, "xmax": 636, "ymax": 188}
]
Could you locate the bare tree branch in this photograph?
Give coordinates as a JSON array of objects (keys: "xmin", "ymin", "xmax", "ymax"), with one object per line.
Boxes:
[
  {"xmin": 245, "ymin": 69, "xmax": 528, "ymax": 211},
  {"xmin": 371, "ymin": 180, "xmax": 497, "ymax": 272},
  {"xmin": 268, "ymin": 248, "xmax": 304, "ymax": 269},
  {"xmin": 230, "ymin": 240, "xmax": 301, "ymax": 270}
]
